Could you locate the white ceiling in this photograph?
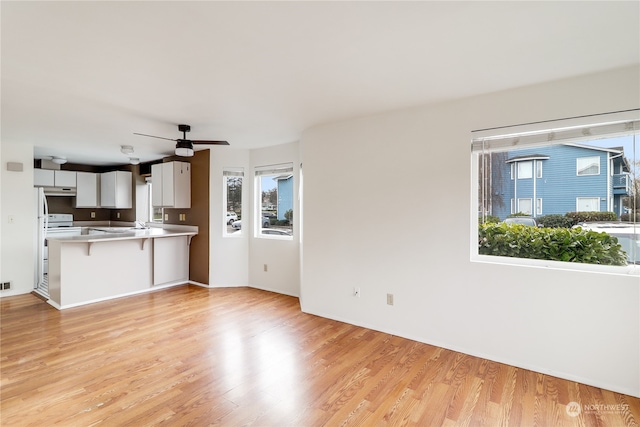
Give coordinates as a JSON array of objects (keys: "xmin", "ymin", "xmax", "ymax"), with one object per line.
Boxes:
[{"xmin": 2, "ymin": 1, "xmax": 639, "ymax": 166}]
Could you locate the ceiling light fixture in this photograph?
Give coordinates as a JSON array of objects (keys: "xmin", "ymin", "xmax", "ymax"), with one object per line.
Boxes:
[
  {"xmin": 51, "ymin": 156, "xmax": 67, "ymax": 165},
  {"xmin": 175, "ymin": 140, "xmax": 194, "ymax": 157},
  {"xmin": 129, "ymin": 157, "xmax": 140, "ymax": 165},
  {"xmin": 120, "ymin": 145, "xmax": 134, "ymax": 155}
]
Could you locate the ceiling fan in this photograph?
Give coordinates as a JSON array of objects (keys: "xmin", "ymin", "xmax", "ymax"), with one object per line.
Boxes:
[{"xmin": 134, "ymin": 124, "xmax": 229, "ymax": 157}]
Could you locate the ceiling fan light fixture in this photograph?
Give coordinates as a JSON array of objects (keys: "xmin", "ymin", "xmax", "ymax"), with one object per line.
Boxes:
[
  {"xmin": 120, "ymin": 145, "xmax": 134, "ymax": 155},
  {"xmin": 129, "ymin": 157, "xmax": 140, "ymax": 165},
  {"xmin": 51, "ymin": 156, "xmax": 67, "ymax": 165},
  {"xmin": 175, "ymin": 140, "xmax": 194, "ymax": 157}
]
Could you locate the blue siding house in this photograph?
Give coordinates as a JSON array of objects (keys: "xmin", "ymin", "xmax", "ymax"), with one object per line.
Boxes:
[
  {"xmin": 275, "ymin": 174, "xmax": 293, "ymax": 221},
  {"xmin": 486, "ymin": 144, "xmax": 631, "ymax": 220}
]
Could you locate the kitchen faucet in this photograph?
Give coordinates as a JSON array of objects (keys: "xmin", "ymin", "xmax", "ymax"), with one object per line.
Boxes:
[{"xmin": 134, "ymin": 220, "xmax": 148, "ymax": 229}]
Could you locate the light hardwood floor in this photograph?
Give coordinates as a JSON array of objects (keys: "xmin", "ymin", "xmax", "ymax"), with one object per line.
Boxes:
[{"xmin": 2, "ymin": 286, "xmax": 639, "ymax": 426}]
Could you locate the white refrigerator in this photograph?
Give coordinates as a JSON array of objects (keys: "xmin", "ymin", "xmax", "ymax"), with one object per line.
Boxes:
[{"xmin": 34, "ymin": 187, "xmax": 48, "ymax": 293}]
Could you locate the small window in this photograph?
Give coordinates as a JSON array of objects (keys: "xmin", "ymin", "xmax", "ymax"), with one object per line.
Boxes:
[
  {"xmin": 517, "ymin": 161, "xmax": 532, "ymax": 179},
  {"xmin": 577, "ymin": 156, "xmax": 600, "ymax": 176},
  {"xmin": 536, "ymin": 161, "xmax": 543, "ymax": 178},
  {"xmin": 223, "ymin": 169, "xmax": 243, "ymax": 236},
  {"xmin": 576, "ymin": 197, "xmax": 600, "ymax": 212},
  {"xmin": 517, "ymin": 198, "xmax": 532, "ymax": 215},
  {"xmin": 536, "ymin": 198, "xmax": 543, "ymax": 215},
  {"xmin": 255, "ymin": 163, "xmax": 294, "ymax": 239}
]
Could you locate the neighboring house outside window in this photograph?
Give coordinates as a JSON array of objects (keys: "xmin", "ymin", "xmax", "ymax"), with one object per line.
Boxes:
[{"xmin": 488, "ymin": 145, "xmax": 628, "ymax": 219}]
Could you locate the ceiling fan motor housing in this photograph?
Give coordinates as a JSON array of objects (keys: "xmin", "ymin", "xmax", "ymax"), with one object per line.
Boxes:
[{"xmin": 178, "ymin": 124, "xmax": 191, "ymax": 133}]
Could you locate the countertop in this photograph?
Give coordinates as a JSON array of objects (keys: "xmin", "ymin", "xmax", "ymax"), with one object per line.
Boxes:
[{"xmin": 46, "ymin": 226, "xmax": 198, "ymax": 243}]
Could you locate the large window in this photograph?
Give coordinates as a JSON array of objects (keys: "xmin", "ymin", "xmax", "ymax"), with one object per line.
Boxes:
[
  {"xmin": 255, "ymin": 163, "xmax": 293, "ymax": 239},
  {"xmin": 577, "ymin": 156, "xmax": 600, "ymax": 176},
  {"xmin": 474, "ymin": 110, "xmax": 639, "ymax": 272},
  {"xmin": 223, "ymin": 169, "xmax": 243, "ymax": 236}
]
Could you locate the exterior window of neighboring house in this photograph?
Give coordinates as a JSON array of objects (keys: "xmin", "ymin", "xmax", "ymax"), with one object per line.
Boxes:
[
  {"xmin": 518, "ymin": 161, "xmax": 532, "ymax": 179},
  {"xmin": 577, "ymin": 197, "xmax": 600, "ymax": 212},
  {"xmin": 518, "ymin": 198, "xmax": 532, "ymax": 215},
  {"xmin": 577, "ymin": 156, "xmax": 600, "ymax": 176},
  {"xmin": 473, "ymin": 110, "xmax": 639, "ymax": 272},
  {"xmin": 223, "ymin": 169, "xmax": 243, "ymax": 236},
  {"xmin": 255, "ymin": 163, "xmax": 294, "ymax": 239}
]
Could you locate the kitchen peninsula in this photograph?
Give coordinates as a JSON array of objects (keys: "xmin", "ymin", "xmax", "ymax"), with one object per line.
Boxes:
[{"xmin": 46, "ymin": 225, "xmax": 197, "ymax": 309}]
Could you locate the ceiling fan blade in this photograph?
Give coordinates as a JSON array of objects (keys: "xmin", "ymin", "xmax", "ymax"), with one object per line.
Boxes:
[
  {"xmin": 191, "ymin": 140, "xmax": 230, "ymax": 145},
  {"xmin": 133, "ymin": 132, "xmax": 177, "ymax": 142}
]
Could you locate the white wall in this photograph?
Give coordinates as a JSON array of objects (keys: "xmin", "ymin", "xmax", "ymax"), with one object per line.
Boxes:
[
  {"xmin": 300, "ymin": 65, "xmax": 640, "ymax": 397},
  {"xmin": 249, "ymin": 142, "xmax": 300, "ymax": 297},
  {"xmin": 209, "ymin": 146, "xmax": 250, "ymax": 287},
  {"xmin": 0, "ymin": 141, "xmax": 36, "ymax": 296}
]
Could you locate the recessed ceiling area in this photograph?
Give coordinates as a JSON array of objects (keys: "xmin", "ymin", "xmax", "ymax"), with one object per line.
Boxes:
[{"xmin": 2, "ymin": 1, "xmax": 638, "ymax": 165}]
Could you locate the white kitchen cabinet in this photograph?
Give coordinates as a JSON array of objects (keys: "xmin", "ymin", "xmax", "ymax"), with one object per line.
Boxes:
[
  {"xmin": 54, "ymin": 170, "xmax": 76, "ymax": 187},
  {"xmin": 34, "ymin": 169, "xmax": 54, "ymax": 186},
  {"xmin": 100, "ymin": 170, "xmax": 132, "ymax": 208},
  {"xmin": 76, "ymin": 172, "xmax": 100, "ymax": 208},
  {"xmin": 33, "ymin": 169, "xmax": 77, "ymax": 187},
  {"xmin": 151, "ymin": 161, "xmax": 191, "ymax": 208}
]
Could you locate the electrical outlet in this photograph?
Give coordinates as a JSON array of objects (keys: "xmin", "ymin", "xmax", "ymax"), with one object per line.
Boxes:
[
  {"xmin": 263, "ymin": 264, "xmax": 268, "ymax": 272},
  {"xmin": 116, "ymin": 212, "xmax": 120, "ymax": 219},
  {"xmin": 354, "ymin": 287, "xmax": 360, "ymax": 297},
  {"xmin": 91, "ymin": 212, "xmax": 96, "ymax": 218},
  {"xmin": 164, "ymin": 213, "xmax": 169, "ymax": 221},
  {"xmin": 179, "ymin": 213, "xmax": 186, "ymax": 222},
  {"xmin": 387, "ymin": 293, "xmax": 394, "ymax": 306}
]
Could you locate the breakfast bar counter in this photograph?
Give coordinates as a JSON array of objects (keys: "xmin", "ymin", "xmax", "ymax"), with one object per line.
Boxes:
[{"xmin": 46, "ymin": 225, "xmax": 198, "ymax": 309}]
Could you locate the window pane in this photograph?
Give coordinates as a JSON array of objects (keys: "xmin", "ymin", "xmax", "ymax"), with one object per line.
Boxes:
[
  {"xmin": 577, "ymin": 156, "xmax": 600, "ymax": 176},
  {"xmin": 256, "ymin": 165, "xmax": 293, "ymax": 238},
  {"xmin": 224, "ymin": 174, "xmax": 242, "ymax": 236},
  {"xmin": 475, "ymin": 114, "xmax": 638, "ymax": 268},
  {"xmin": 517, "ymin": 161, "xmax": 532, "ymax": 179}
]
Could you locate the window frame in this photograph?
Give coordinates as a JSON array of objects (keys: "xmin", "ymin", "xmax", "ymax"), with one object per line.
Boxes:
[
  {"xmin": 223, "ymin": 168, "xmax": 244, "ymax": 238},
  {"xmin": 471, "ymin": 110, "xmax": 639, "ymax": 276},
  {"xmin": 254, "ymin": 163, "xmax": 294, "ymax": 240},
  {"xmin": 576, "ymin": 156, "xmax": 601, "ymax": 176}
]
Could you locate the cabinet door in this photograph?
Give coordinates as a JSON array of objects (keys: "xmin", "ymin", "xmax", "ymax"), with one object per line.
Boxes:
[
  {"xmin": 161, "ymin": 162, "xmax": 175, "ymax": 207},
  {"xmin": 54, "ymin": 170, "xmax": 77, "ymax": 187},
  {"xmin": 151, "ymin": 163, "xmax": 164, "ymax": 207},
  {"xmin": 115, "ymin": 171, "xmax": 132, "ymax": 209},
  {"xmin": 100, "ymin": 172, "xmax": 117, "ymax": 207},
  {"xmin": 173, "ymin": 162, "xmax": 191, "ymax": 208},
  {"xmin": 101, "ymin": 171, "xmax": 132, "ymax": 208},
  {"xmin": 76, "ymin": 172, "xmax": 99, "ymax": 208},
  {"xmin": 34, "ymin": 169, "xmax": 55, "ymax": 187}
]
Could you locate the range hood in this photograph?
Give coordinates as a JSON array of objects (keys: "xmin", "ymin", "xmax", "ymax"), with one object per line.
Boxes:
[{"xmin": 43, "ymin": 187, "xmax": 76, "ymax": 196}]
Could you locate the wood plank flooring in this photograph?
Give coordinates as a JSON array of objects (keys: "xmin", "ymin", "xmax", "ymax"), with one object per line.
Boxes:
[{"xmin": 2, "ymin": 286, "xmax": 639, "ymax": 426}]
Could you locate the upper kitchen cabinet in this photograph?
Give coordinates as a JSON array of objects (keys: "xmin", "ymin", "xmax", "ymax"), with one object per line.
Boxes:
[
  {"xmin": 76, "ymin": 172, "xmax": 100, "ymax": 208},
  {"xmin": 54, "ymin": 170, "xmax": 76, "ymax": 187},
  {"xmin": 34, "ymin": 169, "xmax": 54, "ymax": 187},
  {"xmin": 34, "ymin": 169, "xmax": 77, "ymax": 187},
  {"xmin": 151, "ymin": 161, "xmax": 191, "ymax": 208},
  {"xmin": 100, "ymin": 171, "xmax": 132, "ymax": 209}
]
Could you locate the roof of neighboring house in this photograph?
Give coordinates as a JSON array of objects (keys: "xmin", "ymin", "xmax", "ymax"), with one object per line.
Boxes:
[{"xmin": 506, "ymin": 155, "xmax": 550, "ymax": 163}]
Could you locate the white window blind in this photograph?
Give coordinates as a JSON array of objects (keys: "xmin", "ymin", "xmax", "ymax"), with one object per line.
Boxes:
[
  {"xmin": 254, "ymin": 163, "xmax": 294, "ymax": 176},
  {"xmin": 472, "ymin": 110, "xmax": 639, "ymax": 153}
]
